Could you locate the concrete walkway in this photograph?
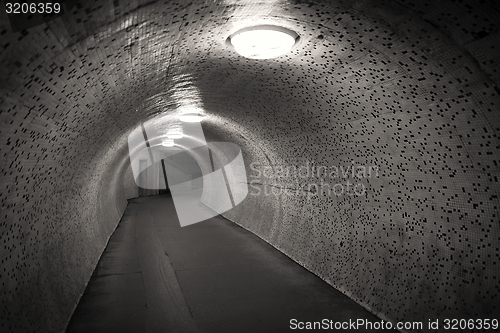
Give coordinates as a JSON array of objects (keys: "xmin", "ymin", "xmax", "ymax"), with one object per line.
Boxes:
[{"xmin": 66, "ymin": 195, "xmax": 395, "ymax": 333}]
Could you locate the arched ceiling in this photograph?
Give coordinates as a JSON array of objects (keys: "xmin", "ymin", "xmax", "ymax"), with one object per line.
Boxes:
[{"xmin": 2, "ymin": 0, "xmax": 499, "ymax": 148}]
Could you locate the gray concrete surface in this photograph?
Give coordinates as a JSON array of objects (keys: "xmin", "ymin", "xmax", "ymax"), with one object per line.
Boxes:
[{"xmin": 66, "ymin": 195, "xmax": 395, "ymax": 333}]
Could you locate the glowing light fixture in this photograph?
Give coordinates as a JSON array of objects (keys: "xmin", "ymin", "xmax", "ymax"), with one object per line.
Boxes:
[
  {"xmin": 161, "ymin": 139, "xmax": 175, "ymax": 147},
  {"xmin": 228, "ymin": 25, "xmax": 299, "ymax": 59},
  {"xmin": 178, "ymin": 106, "xmax": 201, "ymax": 114},
  {"xmin": 167, "ymin": 131, "xmax": 183, "ymax": 139},
  {"xmin": 179, "ymin": 113, "xmax": 204, "ymax": 123}
]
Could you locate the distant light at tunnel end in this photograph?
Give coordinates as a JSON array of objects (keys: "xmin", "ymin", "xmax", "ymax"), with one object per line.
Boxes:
[
  {"xmin": 179, "ymin": 113, "xmax": 205, "ymax": 122},
  {"xmin": 228, "ymin": 25, "xmax": 299, "ymax": 59},
  {"xmin": 167, "ymin": 132, "xmax": 183, "ymax": 139},
  {"xmin": 161, "ymin": 139, "xmax": 175, "ymax": 147}
]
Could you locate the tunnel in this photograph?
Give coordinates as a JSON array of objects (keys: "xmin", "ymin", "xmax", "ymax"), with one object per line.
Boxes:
[{"xmin": 0, "ymin": 0, "xmax": 499, "ymax": 332}]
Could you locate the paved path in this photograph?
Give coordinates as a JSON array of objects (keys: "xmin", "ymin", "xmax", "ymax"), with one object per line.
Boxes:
[{"xmin": 66, "ymin": 195, "xmax": 395, "ymax": 333}]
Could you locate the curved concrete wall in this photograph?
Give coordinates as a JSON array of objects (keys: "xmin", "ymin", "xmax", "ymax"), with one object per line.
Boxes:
[{"xmin": 0, "ymin": 0, "xmax": 499, "ymax": 331}]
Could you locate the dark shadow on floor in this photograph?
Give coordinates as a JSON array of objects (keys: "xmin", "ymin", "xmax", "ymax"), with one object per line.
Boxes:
[{"xmin": 66, "ymin": 195, "xmax": 397, "ymax": 333}]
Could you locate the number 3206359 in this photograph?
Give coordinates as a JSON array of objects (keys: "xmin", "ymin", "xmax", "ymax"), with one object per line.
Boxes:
[{"xmin": 5, "ymin": 3, "xmax": 61, "ymax": 14}]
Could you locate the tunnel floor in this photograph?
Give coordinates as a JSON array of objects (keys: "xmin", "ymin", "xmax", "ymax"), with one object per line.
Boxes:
[{"xmin": 66, "ymin": 195, "xmax": 394, "ymax": 333}]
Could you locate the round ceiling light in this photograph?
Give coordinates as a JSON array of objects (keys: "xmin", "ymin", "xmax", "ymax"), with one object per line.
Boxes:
[
  {"xmin": 227, "ymin": 25, "xmax": 299, "ymax": 59},
  {"xmin": 161, "ymin": 139, "xmax": 175, "ymax": 147},
  {"xmin": 167, "ymin": 131, "xmax": 183, "ymax": 139},
  {"xmin": 179, "ymin": 113, "xmax": 205, "ymax": 123}
]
